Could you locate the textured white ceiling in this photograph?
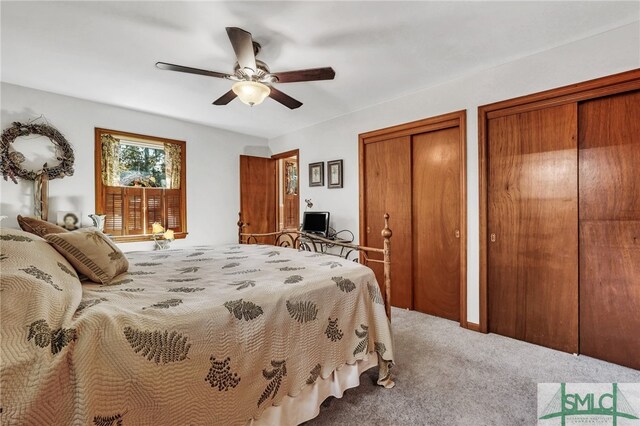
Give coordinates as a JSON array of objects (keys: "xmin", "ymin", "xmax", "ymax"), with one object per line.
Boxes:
[{"xmin": 2, "ymin": 1, "xmax": 638, "ymax": 138}]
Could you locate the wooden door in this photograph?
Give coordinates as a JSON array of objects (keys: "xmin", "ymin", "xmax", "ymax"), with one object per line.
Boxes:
[
  {"xmin": 579, "ymin": 90, "xmax": 640, "ymax": 369},
  {"xmin": 240, "ymin": 155, "xmax": 276, "ymax": 243},
  {"xmin": 363, "ymin": 136, "xmax": 413, "ymax": 308},
  {"xmin": 487, "ymin": 104, "xmax": 579, "ymax": 353},
  {"xmin": 412, "ymin": 127, "xmax": 461, "ymax": 320},
  {"xmin": 281, "ymin": 157, "xmax": 299, "ymax": 230}
]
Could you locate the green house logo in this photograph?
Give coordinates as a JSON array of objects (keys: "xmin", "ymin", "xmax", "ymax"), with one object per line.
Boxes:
[{"xmin": 538, "ymin": 383, "xmax": 639, "ymax": 425}]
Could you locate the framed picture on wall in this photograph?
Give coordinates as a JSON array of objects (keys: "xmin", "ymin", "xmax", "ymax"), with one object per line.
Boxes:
[
  {"xmin": 327, "ymin": 160, "xmax": 343, "ymax": 189},
  {"xmin": 56, "ymin": 211, "xmax": 82, "ymax": 231},
  {"xmin": 309, "ymin": 162, "xmax": 324, "ymax": 187}
]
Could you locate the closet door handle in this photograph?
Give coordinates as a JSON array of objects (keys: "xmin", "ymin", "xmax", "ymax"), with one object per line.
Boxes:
[
  {"xmin": 455, "ymin": 230, "xmax": 460, "ymax": 239},
  {"xmin": 490, "ymin": 233, "xmax": 496, "ymax": 243}
]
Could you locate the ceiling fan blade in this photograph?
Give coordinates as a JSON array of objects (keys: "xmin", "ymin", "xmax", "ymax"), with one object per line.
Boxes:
[
  {"xmin": 212, "ymin": 90, "xmax": 237, "ymax": 105},
  {"xmin": 156, "ymin": 62, "xmax": 231, "ymax": 79},
  {"xmin": 226, "ymin": 27, "xmax": 257, "ymax": 73},
  {"xmin": 273, "ymin": 67, "xmax": 336, "ymax": 83},
  {"xmin": 268, "ymin": 87, "xmax": 303, "ymax": 109}
]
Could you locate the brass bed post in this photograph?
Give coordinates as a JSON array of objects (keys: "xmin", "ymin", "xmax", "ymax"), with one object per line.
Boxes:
[
  {"xmin": 237, "ymin": 212, "xmax": 244, "ymax": 244},
  {"xmin": 381, "ymin": 213, "xmax": 392, "ymax": 319}
]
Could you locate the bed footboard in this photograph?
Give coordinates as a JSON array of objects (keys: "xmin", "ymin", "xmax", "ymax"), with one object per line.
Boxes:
[{"xmin": 238, "ymin": 213, "xmax": 393, "ymax": 319}]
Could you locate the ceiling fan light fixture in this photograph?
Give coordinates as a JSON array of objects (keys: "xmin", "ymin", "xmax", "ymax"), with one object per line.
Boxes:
[{"xmin": 232, "ymin": 81, "xmax": 270, "ymax": 106}]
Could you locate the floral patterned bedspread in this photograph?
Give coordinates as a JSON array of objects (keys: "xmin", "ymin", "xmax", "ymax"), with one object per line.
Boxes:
[{"xmin": 2, "ymin": 243, "xmax": 394, "ymax": 425}]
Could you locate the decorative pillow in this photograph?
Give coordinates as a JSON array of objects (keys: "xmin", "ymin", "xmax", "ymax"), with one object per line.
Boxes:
[
  {"xmin": 44, "ymin": 228, "xmax": 129, "ymax": 285},
  {"xmin": 17, "ymin": 215, "xmax": 68, "ymax": 238}
]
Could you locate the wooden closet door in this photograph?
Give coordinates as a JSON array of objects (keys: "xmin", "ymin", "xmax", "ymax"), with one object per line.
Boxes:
[
  {"xmin": 488, "ymin": 104, "xmax": 578, "ymax": 353},
  {"xmin": 412, "ymin": 127, "xmax": 461, "ymax": 320},
  {"xmin": 363, "ymin": 136, "xmax": 413, "ymax": 308},
  {"xmin": 579, "ymin": 90, "xmax": 640, "ymax": 370}
]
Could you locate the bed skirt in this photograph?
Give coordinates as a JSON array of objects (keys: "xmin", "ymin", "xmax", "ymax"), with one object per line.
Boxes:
[{"xmin": 251, "ymin": 353, "xmax": 379, "ymax": 426}]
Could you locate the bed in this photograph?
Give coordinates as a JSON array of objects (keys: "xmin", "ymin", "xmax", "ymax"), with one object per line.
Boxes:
[{"xmin": 0, "ymin": 217, "xmax": 394, "ymax": 425}]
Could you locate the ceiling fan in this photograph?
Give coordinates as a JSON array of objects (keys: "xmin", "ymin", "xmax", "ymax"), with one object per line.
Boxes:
[{"xmin": 156, "ymin": 27, "xmax": 335, "ymax": 109}]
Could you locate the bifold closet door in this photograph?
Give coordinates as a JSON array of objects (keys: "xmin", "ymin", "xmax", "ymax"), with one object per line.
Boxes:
[
  {"xmin": 363, "ymin": 136, "xmax": 413, "ymax": 308},
  {"xmin": 412, "ymin": 128, "xmax": 461, "ymax": 320},
  {"xmin": 579, "ymin": 90, "xmax": 640, "ymax": 370},
  {"xmin": 487, "ymin": 104, "xmax": 579, "ymax": 353}
]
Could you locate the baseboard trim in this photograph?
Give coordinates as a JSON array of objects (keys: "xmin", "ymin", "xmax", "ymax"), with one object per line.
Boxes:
[{"xmin": 466, "ymin": 322, "xmax": 481, "ymax": 332}]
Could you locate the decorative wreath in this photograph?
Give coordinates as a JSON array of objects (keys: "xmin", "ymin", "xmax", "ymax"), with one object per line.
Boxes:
[{"xmin": 1, "ymin": 121, "xmax": 75, "ymax": 183}]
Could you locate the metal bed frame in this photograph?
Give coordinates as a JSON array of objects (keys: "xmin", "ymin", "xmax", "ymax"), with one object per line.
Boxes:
[{"xmin": 238, "ymin": 213, "xmax": 393, "ymax": 318}]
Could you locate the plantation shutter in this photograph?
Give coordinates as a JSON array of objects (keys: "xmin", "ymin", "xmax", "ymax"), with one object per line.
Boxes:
[
  {"xmin": 124, "ymin": 187, "xmax": 144, "ymax": 235},
  {"xmin": 146, "ymin": 188, "xmax": 164, "ymax": 233},
  {"xmin": 103, "ymin": 186, "xmax": 124, "ymax": 236},
  {"xmin": 164, "ymin": 188, "xmax": 182, "ymax": 232}
]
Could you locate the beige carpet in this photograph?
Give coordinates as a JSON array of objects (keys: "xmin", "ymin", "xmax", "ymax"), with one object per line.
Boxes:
[{"xmin": 308, "ymin": 308, "xmax": 640, "ymax": 425}]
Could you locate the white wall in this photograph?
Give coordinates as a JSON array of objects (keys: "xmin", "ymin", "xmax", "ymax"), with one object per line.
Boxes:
[
  {"xmin": 268, "ymin": 22, "xmax": 640, "ymax": 324},
  {"xmin": 0, "ymin": 83, "xmax": 269, "ymax": 251}
]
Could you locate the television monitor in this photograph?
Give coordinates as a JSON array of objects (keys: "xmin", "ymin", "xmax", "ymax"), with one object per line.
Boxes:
[{"xmin": 302, "ymin": 211, "xmax": 330, "ymax": 237}]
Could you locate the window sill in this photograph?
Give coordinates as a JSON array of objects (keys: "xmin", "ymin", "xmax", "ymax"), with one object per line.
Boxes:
[{"xmin": 109, "ymin": 232, "xmax": 188, "ymax": 243}]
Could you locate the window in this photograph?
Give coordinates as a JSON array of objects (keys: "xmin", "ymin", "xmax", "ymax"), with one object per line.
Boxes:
[{"xmin": 94, "ymin": 128, "xmax": 187, "ymax": 242}]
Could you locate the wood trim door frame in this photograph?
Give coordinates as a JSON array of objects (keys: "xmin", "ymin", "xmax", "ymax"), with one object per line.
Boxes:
[
  {"xmin": 359, "ymin": 110, "xmax": 468, "ymax": 327},
  {"xmin": 271, "ymin": 149, "xmax": 300, "ymax": 230},
  {"xmin": 477, "ymin": 68, "xmax": 640, "ymax": 333}
]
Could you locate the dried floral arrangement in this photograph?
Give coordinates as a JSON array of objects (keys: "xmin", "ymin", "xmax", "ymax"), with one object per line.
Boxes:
[{"xmin": 1, "ymin": 121, "xmax": 75, "ymax": 183}]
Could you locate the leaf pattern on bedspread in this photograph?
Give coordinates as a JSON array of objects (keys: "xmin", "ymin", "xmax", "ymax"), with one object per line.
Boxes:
[
  {"xmin": 27, "ymin": 319, "xmax": 51, "ymax": 348},
  {"xmin": 224, "ymin": 269, "xmax": 260, "ymax": 276},
  {"xmin": 186, "ymin": 252, "xmax": 205, "ymax": 257},
  {"xmin": 51, "ymin": 328, "xmax": 78, "ymax": 355},
  {"xmin": 57, "ymin": 261, "xmax": 78, "ymax": 278},
  {"xmin": 353, "ymin": 324, "xmax": 369, "ymax": 356},
  {"xmin": 286, "ymin": 300, "xmax": 318, "ymax": 323},
  {"xmin": 228, "ymin": 280, "xmax": 256, "ymax": 290},
  {"xmin": 325, "ymin": 318, "xmax": 344, "ymax": 342},
  {"xmin": 135, "ymin": 262, "xmax": 161, "ymax": 267},
  {"xmin": 177, "ymin": 267, "xmax": 200, "ymax": 274},
  {"xmin": 284, "ymin": 275, "xmax": 303, "ymax": 284},
  {"xmin": 123, "ymin": 327, "xmax": 191, "ymax": 363},
  {"xmin": 265, "ymin": 259, "xmax": 290, "ymax": 264},
  {"xmin": 224, "ymin": 299, "xmax": 264, "ymax": 321},
  {"xmin": 279, "ymin": 266, "xmax": 305, "ymax": 271},
  {"xmin": 375, "ymin": 341, "xmax": 387, "ymax": 357},
  {"xmin": 168, "ymin": 287, "xmax": 205, "ymax": 293},
  {"xmin": 20, "ymin": 266, "xmax": 61, "ymax": 291},
  {"xmin": 265, "ymin": 251, "xmax": 280, "ymax": 257},
  {"xmin": 93, "ymin": 412, "xmax": 125, "ymax": 426},
  {"xmin": 222, "ymin": 262, "xmax": 240, "ymax": 269},
  {"xmin": 75, "ymin": 298, "xmax": 107, "ymax": 316},
  {"xmin": 167, "ymin": 278, "xmax": 201, "ymax": 282},
  {"xmin": 367, "ymin": 282, "xmax": 384, "ymax": 305},
  {"xmin": 321, "ymin": 261, "xmax": 342, "ymax": 269},
  {"xmin": 332, "ymin": 276, "xmax": 356, "ymax": 293},
  {"xmin": 127, "ymin": 271, "xmax": 156, "ymax": 275},
  {"xmin": 205, "ymin": 356, "xmax": 241, "ymax": 391},
  {"xmin": 144, "ymin": 298, "xmax": 183, "ymax": 309},
  {"xmin": 306, "ymin": 364, "xmax": 322, "ymax": 385},
  {"xmin": 109, "ymin": 278, "xmax": 133, "ymax": 286},
  {"xmin": 0, "ymin": 234, "xmax": 32, "ymax": 242},
  {"xmin": 258, "ymin": 360, "xmax": 287, "ymax": 406},
  {"xmin": 27, "ymin": 319, "xmax": 77, "ymax": 355}
]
